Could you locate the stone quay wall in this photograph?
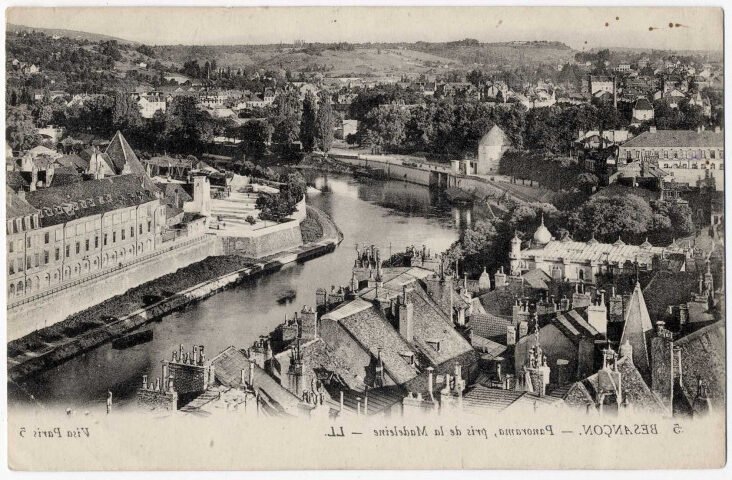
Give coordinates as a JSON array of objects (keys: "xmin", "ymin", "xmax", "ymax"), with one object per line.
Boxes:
[{"xmin": 7, "ymin": 235, "xmax": 220, "ymax": 341}]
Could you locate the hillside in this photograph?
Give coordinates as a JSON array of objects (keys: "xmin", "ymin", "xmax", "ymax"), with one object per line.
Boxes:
[{"xmin": 7, "ymin": 23, "xmax": 135, "ymax": 45}]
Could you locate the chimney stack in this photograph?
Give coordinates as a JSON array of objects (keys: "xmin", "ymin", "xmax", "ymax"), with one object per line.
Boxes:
[{"xmin": 399, "ymin": 289, "xmax": 414, "ymax": 343}]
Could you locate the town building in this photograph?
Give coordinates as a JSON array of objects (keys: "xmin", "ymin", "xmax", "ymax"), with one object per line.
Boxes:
[
  {"xmin": 630, "ymin": 98, "xmax": 654, "ymax": 126},
  {"xmin": 6, "ymin": 175, "xmax": 166, "ymax": 301},
  {"xmin": 476, "ymin": 125, "xmax": 510, "ymax": 175},
  {"xmin": 617, "ymin": 128, "xmax": 724, "ymax": 190},
  {"xmin": 509, "ymin": 216, "xmax": 681, "ymax": 282}
]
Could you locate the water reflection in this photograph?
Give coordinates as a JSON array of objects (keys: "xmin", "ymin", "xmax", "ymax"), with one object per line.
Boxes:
[{"xmin": 11, "ymin": 173, "xmax": 474, "ymax": 409}]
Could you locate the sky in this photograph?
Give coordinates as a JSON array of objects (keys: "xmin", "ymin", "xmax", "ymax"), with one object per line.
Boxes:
[{"xmin": 6, "ymin": 6, "xmax": 724, "ymax": 51}]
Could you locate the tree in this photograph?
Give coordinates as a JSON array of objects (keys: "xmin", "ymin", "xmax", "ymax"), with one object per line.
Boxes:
[
  {"xmin": 569, "ymin": 194, "xmax": 653, "ymax": 242},
  {"xmin": 359, "ymin": 106, "xmax": 409, "ymax": 153},
  {"xmin": 6, "ymin": 106, "xmax": 40, "ymax": 151},
  {"xmin": 240, "ymin": 120, "xmax": 272, "ymax": 158},
  {"xmin": 315, "ymin": 93, "xmax": 334, "ymax": 153},
  {"xmin": 299, "ymin": 91, "xmax": 317, "ymax": 151}
]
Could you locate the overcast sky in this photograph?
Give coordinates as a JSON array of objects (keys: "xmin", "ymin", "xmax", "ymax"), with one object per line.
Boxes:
[{"xmin": 6, "ymin": 6, "xmax": 723, "ymax": 51}]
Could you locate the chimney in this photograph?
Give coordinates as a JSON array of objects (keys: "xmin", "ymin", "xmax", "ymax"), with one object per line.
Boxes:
[
  {"xmin": 619, "ymin": 339, "xmax": 633, "ymax": 362},
  {"xmin": 427, "ymin": 367, "xmax": 435, "ymax": 401},
  {"xmin": 506, "ymin": 325, "xmax": 517, "ymax": 346},
  {"xmin": 649, "ymin": 125, "xmax": 657, "ymax": 133},
  {"xmin": 398, "ymin": 288, "xmax": 414, "ymax": 342},
  {"xmin": 556, "ymin": 359, "xmax": 569, "ymax": 386},
  {"xmin": 249, "ymin": 362, "xmax": 255, "ymax": 386},
  {"xmin": 587, "ymin": 289, "xmax": 607, "ymax": 335}
]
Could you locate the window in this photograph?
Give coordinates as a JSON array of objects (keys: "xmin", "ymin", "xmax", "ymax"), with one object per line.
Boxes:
[
  {"xmin": 18, "ymin": 258, "xmax": 23, "ymax": 272},
  {"xmin": 55, "ymin": 247, "xmax": 60, "ymax": 261},
  {"xmin": 76, "ymin": 242, "xmax": 80, "ymax": 254},
  {"xmin": 663, "ymin": 150, "xmax": 668, "ymax": 159},
  {"xmin": 664, "ymin": 163, "xmax": 668, "ymax": 168},
  {"xmin": 121, "ymin": 229, "xmax": 126, "ymax": 241},
  {"xmin": 26, "ymin": 237, "xmax": 31, "ymax": 248},
  {"xmin": 9, "ymin": 242, "xmax": 13, "ymax": 253},
  {"xmin": 44, "ymin": 251, "xmax": 49, "ymax": 264},
  {"xmin": 95, "ymin": 236, "xmax": 99, "ymax": 249},
  {"xmin": 44, "ymin": 232, "xmax": 50, "ymax": 244},
  {"xmin": 113, "ymin": 232, "xmax": 117, "ymax": 243},
  {"xmin": 26, "ymin": 257, "xmax": 31, "ymax": 269},
  {"xmin": 9, "ymin": 260, "xmax": 14, "ymax": 275},
  {"xmin": 130, "ymin": 226, "xmax": 134, "ymax": 237},
  {"xmin": 139, "ymin": 224, "xmax": 143, "ymax": 235},
  {"xmin": 85, "ymin": 239, "xmax": 90, "ymax": 251},
  {"xmin": 711, "ymin": 150, "xmax": 716, "ymax": 159},
  {"xmin": 147, "ymin": 221, "xmax": 151, "ymax": 233},
  {"xmin": 65, "ymin": 245, "xmax": 70, "ymax": 258},
  {"xmin": 104, "ymin": 233, "xmax": 108, "ymax": 246}
]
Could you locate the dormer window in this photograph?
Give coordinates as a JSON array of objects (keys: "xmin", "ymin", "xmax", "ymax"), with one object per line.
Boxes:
[
  {"xmin": 426, "ymin": 340, "xmax": 441, "ymax": 352},
  {"xmin": 399, "ymin": 351, "xmax": 415, "ymax": 366}
]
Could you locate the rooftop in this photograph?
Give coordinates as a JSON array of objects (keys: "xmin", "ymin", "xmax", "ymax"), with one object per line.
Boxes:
[
  {"xmin": 24, "ymin": 174, "xmax": 159, "ymax": 227},
  {"xmin": 621, "ymin": 130, "xmax": 723, "ymax": 149}
]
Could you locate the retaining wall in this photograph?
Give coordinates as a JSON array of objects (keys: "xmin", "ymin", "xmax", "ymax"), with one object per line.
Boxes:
[{"xmin": 7, "ymin": 236, "xmax": 219, "ymax": 341}]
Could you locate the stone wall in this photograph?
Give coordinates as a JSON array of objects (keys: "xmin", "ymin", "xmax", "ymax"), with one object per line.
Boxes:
[
  {"xmin": 136, "ymin": 389, "xmax": 178, "ymax": 411},
  {"xmin": 7, "ymin": 236, "xmax": 219, "ymax": 341},
  {"xmin": 219, "ymin": 222, "xmax": 303, "ymax": 258},
  {"xmin": 167, "ymin": 362, "xmax": 214, "ymax": 396}
]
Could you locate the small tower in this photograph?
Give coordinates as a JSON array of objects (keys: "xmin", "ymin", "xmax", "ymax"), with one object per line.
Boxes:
[{"xmin": 509, "ymin": 232, "xmax": 522, "ymax": 275}]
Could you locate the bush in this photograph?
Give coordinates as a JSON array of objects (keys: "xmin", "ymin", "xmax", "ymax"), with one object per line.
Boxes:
[{"xmin": 245, "ymin": 215, "xmax": 256, "ymax": 225}]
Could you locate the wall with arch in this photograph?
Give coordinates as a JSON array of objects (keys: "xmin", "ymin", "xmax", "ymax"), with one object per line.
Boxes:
[{"xmin": 8, "ymin": 236, "xmax": 219, "ymax": 341}]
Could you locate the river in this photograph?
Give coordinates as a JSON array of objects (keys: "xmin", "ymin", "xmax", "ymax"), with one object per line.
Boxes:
[{"xmin": 9, "ymin": 173, "xmax": 476, "ymax": 411}]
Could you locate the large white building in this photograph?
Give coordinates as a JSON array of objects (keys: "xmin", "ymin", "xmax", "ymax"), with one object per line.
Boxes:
[
  {"xmin": 509, "ymin": 216, "xmax": 677, "ymax": 283},
  {"xmin": 477, "ymin": 125, "xmax": 510, "ymax": 175},
  {"xmin": 617, "ymin": 128, "xmax": 724, "ymax": 190}
]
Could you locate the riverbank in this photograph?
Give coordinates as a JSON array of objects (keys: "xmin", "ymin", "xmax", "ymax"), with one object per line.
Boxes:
[{"xmin": 8, "ymin": 206, "xmax": 343, "ymax": 383}]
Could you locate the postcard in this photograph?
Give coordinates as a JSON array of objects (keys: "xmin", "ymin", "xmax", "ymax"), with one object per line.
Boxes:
[{"xmin": 4, "ymin": 5, "xmax": 726, "ymax": 471}]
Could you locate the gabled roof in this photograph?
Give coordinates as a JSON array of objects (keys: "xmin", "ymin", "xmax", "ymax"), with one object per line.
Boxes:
[
  {"xmin": 104, "ymin": 131, "xmax": 146, "ymax": 175},
  {"xmin": 633, "ymin": 98, "xmax": 653, "ymax": 110},
  {"xmin": 25, "ymin": 174, "xmax": 158, "ymax": 227},
  {"xmin": 210, "ymin": 346, "xmax": 302, "ymax": 415},
  {"xmin": 6, "ymin": 190, "xmax": 39, "ymax": 219},
  {"xmin": 479, "ymin": 125, "xmax": 508, "ymax": 147},
  {"xmin": 570, "ymin": 356, "xmax": 666, "ymax": 413},
  {"xmin": 621, "ymin": 130, "xmax": 723, "ymax": 149},
  {"xmin": 619, "ymin": 283, "xmax": 653, "ymax": 380}
]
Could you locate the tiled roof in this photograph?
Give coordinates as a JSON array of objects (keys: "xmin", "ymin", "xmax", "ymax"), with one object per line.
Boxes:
[
  {"xmin": 336, "ymin": 304, "xmax": 420, "ymax": 385},
  {"xmin": 327, "ymin": 386, "xmax": 405, "ymax": 416},
  {"xmin": 104, "ymin": 131, "xmax": 146, "ymax": 175},
  {"xmin": 578, "ymin": 357, "xmax": 666, "ymax": 413},
  {"xmin": 675, "ymin": 321, "xmax": 725, "ymax": 409},
  {"xmin": 56, "ymin": 154, "xmax": 88, "ymax": 172},
  {"xmin": 6, "ymin": 191, "xmax": 39, "ymax": 219},
  {"xmin": 470, "ymin": 312, "xmax": 512, "ymax": 341},
  {"xmin": 210, "ymin": 346, "xmax": 301, "ymax": 414},
  {"xmin": 633, "ymin": 98, "xmax": 653, "ymax": 110},
  {"xmin": 521, "ymin": 268, "xmax": 552, "ymax": 290},
  {"xmin": 6, "ymin": 171, "xmax": 30, "ymax": 192},
  {"xmin": 619, "ymin": 283, "xmax": 653, "ymax": 381},
  {"xmin": 24, "ymin": 174, "xmax": 159, "ymax": 227},
  {"xmin": 471, "ymin": 335, "xmax": 508, "ymax": 359},
  {"xmin": 521, "ymin": 238, "xmax": 667, "ymax": 265},
  {"xmin": 463, "ymin": 385, "xmax": 561, "ymax": 414},
  {"xmin": 621, "ymin": 130, "xmax": 723, "ymax": 149}
]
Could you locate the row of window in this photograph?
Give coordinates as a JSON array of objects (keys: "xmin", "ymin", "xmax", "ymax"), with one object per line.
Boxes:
[
  {"xmin": 8, "ymin": 222, "xmax": 154, "ymax": 274},
  {"xmin": 662, "ymin": 163, "xmax": 722, "ymax": 170},
  {"xmin": 8, "ymin": 221, "xmax": 153, "ymax": 253},
  {"xmin": 626, "ymin": 148, "xmax": 723, "ymax": 160},
  {"xmin": 9, "ymin": 241, "xmax": 155, "ymax": 298}
]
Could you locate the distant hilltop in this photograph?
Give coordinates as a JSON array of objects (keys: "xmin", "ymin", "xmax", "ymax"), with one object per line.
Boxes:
[{"xmin": 7, "ymin": 23, "xmax": 136, "ymax": 45}]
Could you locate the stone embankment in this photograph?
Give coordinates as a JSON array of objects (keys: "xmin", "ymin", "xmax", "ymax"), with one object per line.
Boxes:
[{"xmin": 8, "ymin": 206, "xmax": 342, "ymax": 383}]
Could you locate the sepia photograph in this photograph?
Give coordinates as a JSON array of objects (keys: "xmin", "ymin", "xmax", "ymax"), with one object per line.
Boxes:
[{"xmin": 2, "ymin": 4, "xmax": 727, "ymax": 472}]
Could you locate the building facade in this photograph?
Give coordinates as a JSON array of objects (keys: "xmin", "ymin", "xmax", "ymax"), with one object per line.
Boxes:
[
  {"xmin": 617, "ymin": 128, "xmax": 724, "ymax": 190},
  {"xmin": 6, "ymin": 175, "xmax": 167, "ymax": 301}
]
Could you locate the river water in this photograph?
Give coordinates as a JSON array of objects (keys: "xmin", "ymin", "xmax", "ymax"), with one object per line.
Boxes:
[{"xmin": 10, "ymin": 173, "xmax": 475, "ymax": 411}]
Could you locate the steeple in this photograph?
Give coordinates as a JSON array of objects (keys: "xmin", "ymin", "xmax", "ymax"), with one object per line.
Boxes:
[{"xmin": 620, "ymin": 282, "xmax": 653, "ymax": 384}]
